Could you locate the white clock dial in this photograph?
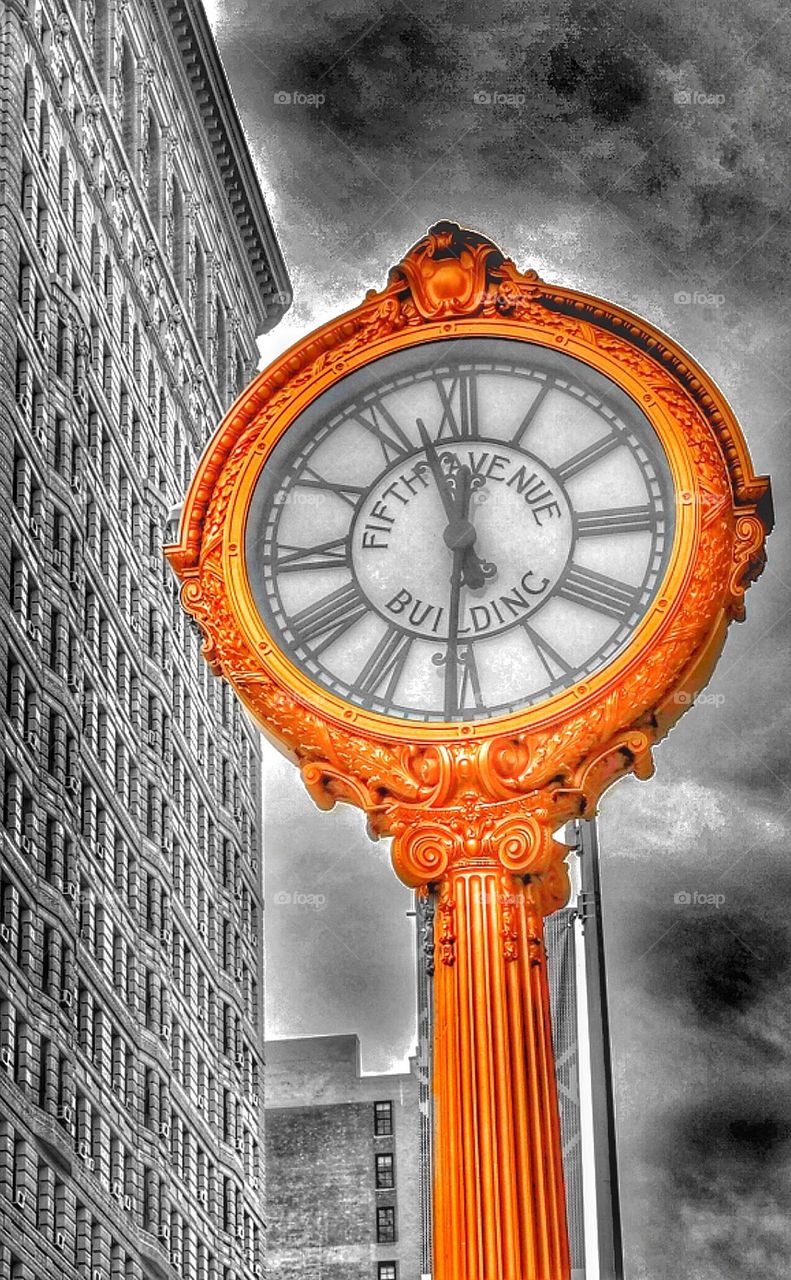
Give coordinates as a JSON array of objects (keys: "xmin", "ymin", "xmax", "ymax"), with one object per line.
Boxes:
[{"xmin": 245, "ymin": 339, "xmax": 674, "ymax": 723}]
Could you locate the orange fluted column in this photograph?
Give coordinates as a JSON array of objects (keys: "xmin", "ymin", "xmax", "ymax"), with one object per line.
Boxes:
[{"xmin": 431, "ymin": 864, "xmax": 570, "ymax": 1280}]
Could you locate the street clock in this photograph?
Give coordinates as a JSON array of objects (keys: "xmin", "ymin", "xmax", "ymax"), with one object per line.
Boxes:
[{"xmin": 167, "ymin": 223, "xmax": 771, "ymax": 1280}]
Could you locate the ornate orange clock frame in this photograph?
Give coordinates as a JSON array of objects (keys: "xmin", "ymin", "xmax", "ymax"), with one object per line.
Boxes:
[{"xmin": 166, "ymin": 223, "xmax": 772, "ymax": 1280}]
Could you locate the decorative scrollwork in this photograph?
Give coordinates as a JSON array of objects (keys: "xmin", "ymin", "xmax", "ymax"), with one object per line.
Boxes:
[
  {"xmin": 729, "ymin": 514, "xmax": 769, "ymax": 620},
  {"xmin": 489, "ymin": 814, "xmax": 549, "ymax": 874},
  {"xmin": 392, "ymin": 822, "xmax": 453, "ymax": 886},
  {"xmin": 393, "ymin": 221, "xmax": 504, "ymax": 320},
  {"xmin": 165, "ymin": 222, "xmax": 772, "ymax": 917}
]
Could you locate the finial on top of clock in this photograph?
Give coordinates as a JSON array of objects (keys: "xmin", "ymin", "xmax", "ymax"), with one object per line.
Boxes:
[{"xmin": 389, "ymin": 220, "xmax": 542, "ymax": 321}]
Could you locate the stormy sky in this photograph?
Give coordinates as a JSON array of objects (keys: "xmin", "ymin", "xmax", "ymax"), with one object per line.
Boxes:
[{"xmin": 203, "ymin": 2, "xmax": 791, "ymax": 1275}]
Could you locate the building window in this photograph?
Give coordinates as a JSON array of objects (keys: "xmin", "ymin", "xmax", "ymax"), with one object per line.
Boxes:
[
  {"xmin": 215, "ymin": 299, "xmax": 227, "ymax": 401},
  {"xmin": 120, "ymin": 298, "xmax": 130, "ymax": 351},
  {"xmin": 172, "ymin": 178, "xmax": 185, "ymax": 296},
  {"xmin": 375, "ymin": 1153, "xmax": 394, "ymax": 1189},
  {"xmin": 376, "ymin": 1206, "xmax": 396, "ymax": 1244},
  {"xmin": 121, "ymin": 38, "xmax": 137, "ymax": 167},
  {"xmin": 147, "ymin": 111, "xmax": 161, "ymax": 231},
  {"xmin": 23, "ymin": 65, "xmax": 35, "ymax": 131},
  {"xmin": 194, "ymin": 239, "xmax": 206, "ymax": 344},
  {"xmin": 72, "ymin": 183, "xmax": 83, "ymax": 245},
  {"xmin": 92, "ymin": 0, "xmax": 110, "ymax": 88},
  {"xmin": 38, "ymin": 100, "xmax": 50, "ymax": 162},
  {"xmin": 378, "ymin": 1266, "xmax": 397, "ymax": 1280},
  {"xmin": 374, "ymin": 1101, "xmax": 392, "ymax": 1136},
  {"xmin": 58, "ymin": 147, "xmax": 69, "ymax": 212}
]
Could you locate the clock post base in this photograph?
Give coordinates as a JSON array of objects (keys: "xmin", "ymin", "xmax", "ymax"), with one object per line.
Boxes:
[{"xmin": 431, "ymin": 864, "xmax": 570, "ymax": 1280}]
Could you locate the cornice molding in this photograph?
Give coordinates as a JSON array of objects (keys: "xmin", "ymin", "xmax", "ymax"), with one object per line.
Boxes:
[{"xmin": 159, "ymin": 0, "xmax": 292, "ymax": 332}]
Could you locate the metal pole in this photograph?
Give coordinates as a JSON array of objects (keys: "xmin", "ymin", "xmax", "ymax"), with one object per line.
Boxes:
[{"xmin": 576, "ymin": 818, "xmax": 624, "ymax": 1280}]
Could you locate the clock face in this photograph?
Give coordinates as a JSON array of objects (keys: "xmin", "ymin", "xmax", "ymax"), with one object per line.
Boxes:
[{"xmin": 245, "ymin": 338, "xmax": 675, "ymax": 723}]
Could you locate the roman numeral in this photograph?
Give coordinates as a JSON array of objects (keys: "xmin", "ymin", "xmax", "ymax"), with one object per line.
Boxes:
[
  {"xmin": 288, "ymin": 582, "xmax": 367, "ymax": 652},
  {"xmin": 511, "ymin": 381, "xmax": 551, "ymax": 445},
  {"xmin": 354, "ymin": 628, "xmax": 413, "ymax": 703},
  {"xmin": 444, "ymin": 644, "xmax": 484, "ymax": 717},
  {"xmin": 295, "ymin": 466, "xmax": 365, "ymax": 509},
  {"xmin": 555, "ymin": 431, "xmax": 622, "ymax": 482},
  {"xmin": 352, "ymin": 401, "xmax": 413, "ymax": 463},
  {"xmin": 521, "ymin": 623, "xmax": 574, "ymax": 682},
  {"xmin": 275, "ymin": 537, "xmax": 350, "ymax": 573},
  {"xmin": 556, "ymin": 564, "xmax": 640, "ymax": 621},
  {"xmin": 434, "ymin": 370, "xmax": 479, "ymax": 440},
  {"xmin": 458, "ymin": 644, "xmax": 484, "ymax": 713},
  {"xmin": 575, "ymin": 504, "xmax": 654, "ymax": 537}
]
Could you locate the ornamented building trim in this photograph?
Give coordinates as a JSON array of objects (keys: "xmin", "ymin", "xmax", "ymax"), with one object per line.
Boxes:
[{"xmin": 159, "ymin": 0, "xmax": 291, "ymax": 330}]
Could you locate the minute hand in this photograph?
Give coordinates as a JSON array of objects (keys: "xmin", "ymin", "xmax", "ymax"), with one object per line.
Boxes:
[
  {"xmin": 443, "ymin": 467, "xmax": 473, "ymax": 717},
  {"xmin": 416, "ymin": 417, "xmax": 457, "ymax": 523},
  {"xmin": 417, "ymin": 419, "xmax": 492, "ymax": 590}
]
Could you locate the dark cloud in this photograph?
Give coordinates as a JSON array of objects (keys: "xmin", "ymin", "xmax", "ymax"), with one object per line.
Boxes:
[
  {"xmin": 548, "ymin": 44, "xmax": 650, "ymax": 124},
  {"xmin": 612, "ymin": 862, "xmax": 791, "ymax": 1062},
  {"xmin": 216, "ymin": 0, "xmax": 791, "ymax": 289},
  {"xmin": 645, "ymin": 1093, "xmax": 791, "ymax": 1278},
  {"xmin": 664, "ymin": 1095, "xmax": 791, "ymax": 1192},
  {"xmin": 645, "ymin": 901, "xmax": 789, "ymax": 1021}
]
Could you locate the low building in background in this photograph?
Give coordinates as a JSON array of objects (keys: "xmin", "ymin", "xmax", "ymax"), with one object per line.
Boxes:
[{"xmin": 265, "ymin": 1035, "xmax": 422, "ymax": 1280}]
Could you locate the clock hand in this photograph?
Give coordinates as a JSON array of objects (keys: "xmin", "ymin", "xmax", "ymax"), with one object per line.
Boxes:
[
  {"xmin": 442, "ymin": 462, "xmax": 495, "ymax": 591},
  {"xmin": 444, "ymin": 547, "xmax": 465, "ymax": 717},
  {"xmin": 419, "ymin": 418, "xmax": 495, "ymax": 590},
  {"xmin": 416, "ymin": 417, "xmax": 457, "ymax": 524},
  {"xmin": 443, "ymin": 463, "xmax": 484, "ymax": 591},
  {"xmin": 443, "ymin": 467, "xmax": 472, "ymax": 717}
]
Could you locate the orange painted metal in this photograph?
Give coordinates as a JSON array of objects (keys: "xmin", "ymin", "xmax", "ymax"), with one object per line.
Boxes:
[
  {"xmin": 166, "ymin": 223, "xmax": 772, "ymax": 1280},
  {"xmin": 432, "ymin": 867, "xmax": 570, "ymax": 1278}
]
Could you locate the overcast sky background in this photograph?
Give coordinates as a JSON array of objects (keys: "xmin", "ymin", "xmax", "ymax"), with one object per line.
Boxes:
[{"xmin": 203, "ymin": 3, "xmax": 791, "ymax": 1275}]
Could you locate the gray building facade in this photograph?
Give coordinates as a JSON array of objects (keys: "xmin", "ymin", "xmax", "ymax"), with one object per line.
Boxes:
[
  {"xmin": 265, "ymin": 1035, "xmax": 423, "ymax": 1280},
  {"xmin": 0, "ymin": 2, "xmax": 288, "ymax": 1279}
]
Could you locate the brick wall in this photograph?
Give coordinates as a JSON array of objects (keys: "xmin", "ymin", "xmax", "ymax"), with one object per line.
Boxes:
[{"xmin": 265, "ymin": 1037, "xmax": 423, "ymax": 1280}]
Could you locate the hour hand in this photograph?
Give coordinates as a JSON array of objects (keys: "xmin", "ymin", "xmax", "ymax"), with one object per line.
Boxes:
[
  {"xmin": 462, "ymin": 550, "xmax": 487, "ymax": 590},
  {"xmin": 446, "ymin": 466, "xmax": 496, "ymax": 590},
  {"xmin": 418, "ymin": 421, "xmax": 496, "ymax": 588}
]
